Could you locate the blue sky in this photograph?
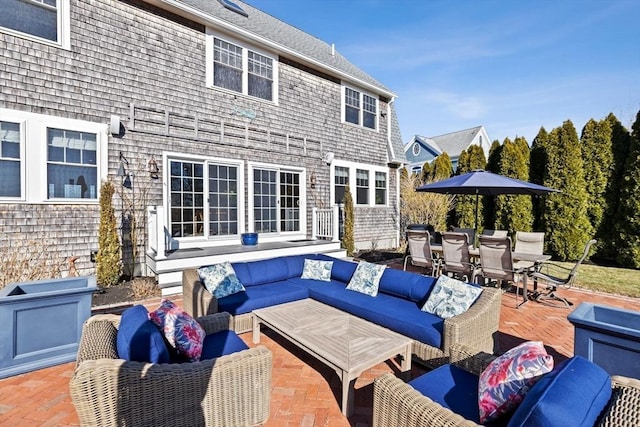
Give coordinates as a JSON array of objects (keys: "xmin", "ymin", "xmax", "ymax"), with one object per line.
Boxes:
[{"xmin": 246, "ymin": 0, "xmax": 640, "ymax": 145}]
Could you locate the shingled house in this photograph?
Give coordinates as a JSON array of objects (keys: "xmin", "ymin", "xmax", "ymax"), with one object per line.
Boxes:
[{"xmin": 0, "ymin": 0, "xmax": 406, "ymax": 290}]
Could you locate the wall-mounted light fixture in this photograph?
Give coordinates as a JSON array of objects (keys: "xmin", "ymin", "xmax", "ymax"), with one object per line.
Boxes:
[
  {"xmin": 309, "ymin": 171, "xmax": 317, "ymax": 189},
  {"xmin": 117, "ymin": 152, "xmax": 132, "ymax": 189},
  {"xmin": 148, "ymin": 155, "xmax": 159, "ymax": 179},
  {"xmin": 324, "ymin": 151, "xmax": 335, "ymax": 165},
  {"xmin": 110, "ymin": 115, "xmax": 121, "ymax": 135}
]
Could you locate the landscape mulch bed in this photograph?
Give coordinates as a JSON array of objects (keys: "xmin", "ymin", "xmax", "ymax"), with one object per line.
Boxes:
[{"xmin": 92, "ymin": 277, "xmax": 161, "ymax": 307}]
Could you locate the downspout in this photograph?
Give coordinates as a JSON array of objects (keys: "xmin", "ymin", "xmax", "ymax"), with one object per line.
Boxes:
[{"xmin": 388, "ymin": 97, "xmax": 401, "ymax": 248}]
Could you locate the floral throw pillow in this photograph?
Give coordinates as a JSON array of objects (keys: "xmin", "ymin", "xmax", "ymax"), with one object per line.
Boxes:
[
  {"xmin": 345, "ymin": 261, "xmax": 386, "ymax": 297},
  {"xmin": 300, "ymin": 259, "xmax": 333, "ymax": 281},
  {"xmin": 149, "ymin": 299, "xmax": 206, "ymax": 362},
  {"xmin": 478, "ymin": 340, "xmax": 554, "ymax": 423},
  {"xmin": 421, "ymin": 275, "xmax": 483, "ymax": 319},
  {"xmin": 198, "ymin": 261, "xmax": 246, "ymax": 299}
]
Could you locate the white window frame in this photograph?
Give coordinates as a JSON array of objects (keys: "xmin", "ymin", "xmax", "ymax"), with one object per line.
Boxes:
[
  {"xmin": 330, "ymin": 159, "xmax": 388, "ymax": 207},
  {"xmin": 0, "ymin": 120, "xmax": 25, "ymax": 201},
  {"xmin": 247, "ymin": 161, "xmax": 306, "ymax": 237},
  {"xmin": 163, "ymin": 152, "xmax": 245, "ymax": 243},
  {"xmin": 341, "ymin": 85, "xmax": 378, "ymax": 131},
  {"xmin": 0, "ymin": 0, "xmax": 71, "ymax": 49},
  {"xmin": 0, "ymin": 109, "xmax": 107, "ymax": 204},
  {"xmin": 205, "ymin": 30, "xmax": 279, "ymax": 104}
]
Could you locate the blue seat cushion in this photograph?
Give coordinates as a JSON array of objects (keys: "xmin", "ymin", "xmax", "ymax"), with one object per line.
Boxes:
[
  {"xmin": 508, "ymin": 356, "xmax": 612, "ymax": 427},
  {"xmin": 116, "ymin": 305, "xmax": 170, "ymax": 363},
  {"xmin": 217, "ymin": 280, "xmax": 309, "ymax": 315},
  {"xmin": 410, "ymin": 364, "xmax": 484, "ymax": 424},
  {"xmin": 234, "ymin": 257, "xmax": 292, "ymax": 286},
  {"xmin": 297, "ymin": 279, "xmax": 443, "ymax": 348},
  {"xmin": 200, "ymin": 330, "xmax": 249, "ymax": 360}
]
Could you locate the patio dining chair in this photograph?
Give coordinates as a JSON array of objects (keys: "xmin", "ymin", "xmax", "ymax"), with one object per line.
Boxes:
[
  {"xmin": 403, "ymin": 229, "xmax": 441, "ymax": 276},
  {"xmin": 441, "ymin": 232, "xmax": 477, "ymax": 282},
  {"xmin": 477, "ymin": 235, "xmax": 528, "ymax": 308},
  {"xmin": 481, "ymin": 229, "xmax": 508, "ymax": 238},
  {"xmin": 453, "ymin": 227, "xmax": 476, "ymax": 247},
  {"xmin": 513, "ymin": 231, "xmax": 545, "ymax": 270},
  {"xmin": 530, "ymin": 239, "xmax": 597, "ymax": 308}
]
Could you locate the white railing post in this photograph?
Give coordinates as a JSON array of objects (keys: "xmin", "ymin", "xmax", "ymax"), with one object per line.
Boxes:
[
  {"xmin": 146, "ymin": 206, "xmax": 156, "ymax": 256},
  {"xmin": 311, "ymin": 207, "xmax": 318, "ymax": 240},
  {"xmin": 155, "ymin": 205, "xmax": 167, "ymax": 260},
  {"xmin": 332, "ymin": 205, "xmax": 340, "ymax": 242}
]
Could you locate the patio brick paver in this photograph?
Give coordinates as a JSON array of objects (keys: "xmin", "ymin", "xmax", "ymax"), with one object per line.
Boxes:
[{"xmin": 1, "ymin": 261, "xmax": 639, "ymax": 426}]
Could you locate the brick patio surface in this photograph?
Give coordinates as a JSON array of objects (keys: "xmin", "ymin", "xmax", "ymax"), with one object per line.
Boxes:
[{"xmin": 1, "ymin": 260, "xmax": 639, "ymax": 426}]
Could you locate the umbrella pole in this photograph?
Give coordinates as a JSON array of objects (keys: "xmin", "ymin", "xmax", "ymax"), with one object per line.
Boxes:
[{"xmin": 474, "ymin": 192, "xmax": 479, "ymax": 245}]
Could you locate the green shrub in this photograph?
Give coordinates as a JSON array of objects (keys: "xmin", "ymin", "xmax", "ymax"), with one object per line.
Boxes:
[
  {"xmin": 96, "ymin": 181, "xmax": 122, "ymax": 287},
  {"xmin": 342, "ymin": 185, "xmax": 355, "ymax": 256}
]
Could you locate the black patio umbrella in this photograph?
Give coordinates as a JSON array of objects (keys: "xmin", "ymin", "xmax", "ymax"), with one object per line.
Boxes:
[{"xmin": 416, "ymin": 169, "xmax": 560, "ymax": 236}]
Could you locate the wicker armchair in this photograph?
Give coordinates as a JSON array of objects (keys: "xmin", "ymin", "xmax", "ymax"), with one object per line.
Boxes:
[
  {"xmin": 373, "ymin": 344, "xmax": 640, "ymax": 427},
  {"xmin": 70, "ymin": 312, "xmax": 272, "ymax": 427}
]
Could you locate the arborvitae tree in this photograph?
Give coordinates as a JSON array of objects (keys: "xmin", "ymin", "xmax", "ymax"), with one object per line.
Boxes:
[
  {"xmin": 530, "ymin": 127, "xmax": 550, "ymax": 231},
  {"xmin": 599, "ymin": 114, "xmax": 632, "ymax": 261},
  {"xmin": 454, "ymin": 145, "xmax": 487, "ymax": 230},
  {"xmin": 431, "ymin": 152, "xmax": 454, "ymax": 181},
  {"xmin": 614, "ymin": 110, "xmax": 640, "ymax": 268},
  {"xmin": 580, "ymin": 118, "xmax": 613, "ymax": 243},
  {"xmin": 342, "ymin": 185, "xmax": 355, "ymax": 256},
  {"xmin": 420, "ymin": 161, "xmax": 432, "ymax": 185},
  {"xmin": 543, "ymin": 121, "xmax": 593, "ymax": 260},
  {"xmin": 96, "ymin": 181, "xmax": 122, "ymax": 287},
  {"xmin": 483, "ymin": 140, "xmax": 503, "ymax": 228},
  {"xmin": 494, "ymin": 137, "xmax": 533, "ymax": 234}
]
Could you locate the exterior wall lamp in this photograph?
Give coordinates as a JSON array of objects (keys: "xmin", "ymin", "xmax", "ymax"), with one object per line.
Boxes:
[{"xmin": 148, "ymin": 155, "xmax": 159, "ymax": 179}]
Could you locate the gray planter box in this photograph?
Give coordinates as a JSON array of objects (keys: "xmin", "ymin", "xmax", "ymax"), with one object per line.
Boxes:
[
  {"xmin": 568, "ymin": 302, "xmax": 640, "ymax": 379},
  {"xmin": 0, "ymin": 276, "xmax": 96, "ymax": 379}
]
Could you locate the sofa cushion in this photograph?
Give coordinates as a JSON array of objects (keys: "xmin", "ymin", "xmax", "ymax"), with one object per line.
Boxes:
[
  {"xmin": 230, "ymin": 261, "xmax": 252, "ymax": 285},
  {"xmin": 409, "ymin": 364, "xmax": 482, "ymax": 423},
  {"xmin": 117, "ymin": 305, "xmax": 170, "ymax": 363},
  {"xmin": 301, "ymin": 259, "xmax": 333, "ymax": 281},
  {"xmin": 346, "ymin": 261, "xmax": 386, "ymax": 297},
  {"xmin": 421, "ymin": 275, "xmax": 483, "ymax": 319},
  {"xmin": 198, "ymin": 262, "xmax": 246, "ymax": 298},
  {"xmin": 149, "ymin": 299, "xmax": 206, "ymax": 362},
  {"xmin": 200, "ymin": 330, "xmax": 250, "ymax": 360},
  {"xmin": 237, "ymin": 257, "xmax": 291, "ymax": 286},
  {"xmin": 217, "ymin": 280, "xmax": 309, "ymax": 315},
  {"xmin": 508, "ymin": 356, "xmax": 612, "ymax": 427},
  {"xmin": 328, "ymin": 258, "xmax": 358, "ymax": 283},
  {"xmin": 378, "ymin": 267, "xmax": 436, "ymax": 303},
  {"xmin": 479, "ymin": 341, "xmax": 554, "ymax": 423},
  {"xmin": 300, "ymin": 279, "xmax": 444, "ymax": 348}
]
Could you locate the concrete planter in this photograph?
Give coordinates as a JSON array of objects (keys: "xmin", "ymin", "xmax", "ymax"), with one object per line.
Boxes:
[
  {"xmin": 0, "ymin": 276, "xmax": 96, "ymax": 379},
  {"xmin": 568, "ymin": 302, "xmax": 640, "ymax": 379}
]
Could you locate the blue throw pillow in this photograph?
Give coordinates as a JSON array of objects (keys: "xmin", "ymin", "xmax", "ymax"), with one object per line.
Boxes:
[
  {"xmin": 116, "ymin": 305, "xmax": 170, "ymax": 363},
  {"xmin": 345, "ymin": 261, "xmax": 386, "ymax": 296},
  {"xmin": 300, "ymin": 259, "xmax": 333, "ymax": 281},
  {"xmin": 198, "ymin": 261, "xmax": 246, "ymax": 298},
  {"xmin": 421, "ymin": 275, "xmax": 483, "ymax": 319}
]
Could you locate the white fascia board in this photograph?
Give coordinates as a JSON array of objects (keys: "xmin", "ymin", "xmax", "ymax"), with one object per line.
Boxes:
[{"xmin": 152, "ymin": 0, "xmax": 396, "ymax": 99}]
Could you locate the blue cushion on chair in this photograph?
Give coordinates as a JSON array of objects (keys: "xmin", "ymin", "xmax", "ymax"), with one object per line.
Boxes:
[
  {"xmin": 508, "ymin": 356, "xmax": 612, "ymax": 427},
  {"xmin": 116, "ymin": 305, "xmax": 170, "ymax": 363},
  {"xmin": 409, "ymin": 364, "xmax": 482, "ymax": 423},
  {"xmin": 201, "ymin": 330, "xmax": 249, "ymax": 359}
]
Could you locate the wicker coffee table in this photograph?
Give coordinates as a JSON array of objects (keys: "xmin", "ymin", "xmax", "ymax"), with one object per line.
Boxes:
[{"xmin": 252, "ymin": 298, "xmax": 412, "ymax": 416}]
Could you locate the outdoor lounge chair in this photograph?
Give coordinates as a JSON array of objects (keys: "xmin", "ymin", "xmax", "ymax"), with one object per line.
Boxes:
[
  {"xmin": 69, "ymin": 311, "xmax": 272, "ymax": 427},
  {"xmin": 530, "ymin": 239, "xmax": 597, "ymax": 308},
  {"xmin": 373, "ymin": 343, "xmax": 640, "ymax": 427},
  {"xmin": 403, "ymin": 229, "xmax": 441, "ymax": 276}
]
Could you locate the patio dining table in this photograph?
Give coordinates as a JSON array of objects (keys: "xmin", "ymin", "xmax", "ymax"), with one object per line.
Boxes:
[{"xmin": 429, "ymin": 244, "xmax": 551, "ymax": 303}]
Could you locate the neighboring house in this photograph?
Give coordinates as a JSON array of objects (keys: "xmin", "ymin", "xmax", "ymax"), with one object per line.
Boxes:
[
  {"xmin": 0, "ymin": 0, "xmax": 406, "ymax": 288},
  {"xmin": 404, "ymin": 126, "xmax": 491, "ymax": 173}
]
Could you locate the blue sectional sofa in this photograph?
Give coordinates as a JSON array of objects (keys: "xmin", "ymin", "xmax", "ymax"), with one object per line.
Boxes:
[{"xmin": 183, "ymin": 254, "xmax": 501, "ymax": 366}]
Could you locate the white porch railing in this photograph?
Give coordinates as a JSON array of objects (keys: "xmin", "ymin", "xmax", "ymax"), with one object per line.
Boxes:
[{"xmin": 312, "ymin": 206, "xmax": 340, "ymax": 242}]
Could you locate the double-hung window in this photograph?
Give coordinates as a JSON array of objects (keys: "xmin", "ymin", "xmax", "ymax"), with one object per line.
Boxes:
[
  {"xmin": 375, "ymin": 171, "xmax": 387, "ymax": 205},
  {"xmin": 0, "ymin": 121, "xmax": 21, "ymax": 198},
  {"xmin": 356, "ymin": 169, "xmax": 369, "ymax": 205},
  {"xmin": 0, "ymin": 0, "xmax": 70, "ymax": 48},
  {"xmin": 343, "ymin": 86, "xmax": 377, "ymax": 130},
  {"xmin": 210, "ymin": 34, "xmax": 275, "ymax": 102},
  {"xmin": 47, "ymin": 128, "xmax": 97, "ymax": 200},
  {"xmin": 334, "ymin": 166, "xmax": 349, "ymax": 204}
]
